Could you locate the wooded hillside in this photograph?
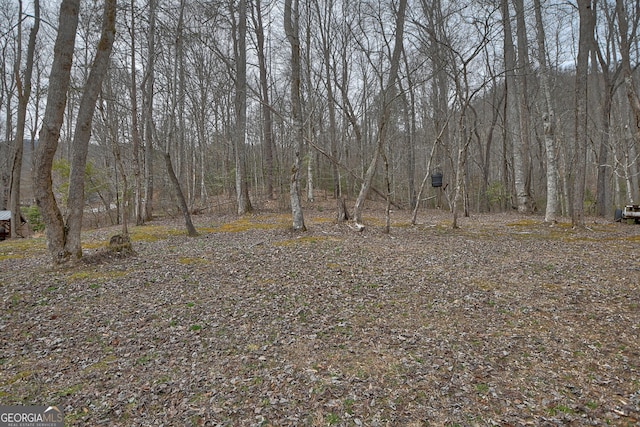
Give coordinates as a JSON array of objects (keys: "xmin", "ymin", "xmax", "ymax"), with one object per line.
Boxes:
[{"xmin": 1, "ymin": 1, "xmax": 640, "ymax": 260}]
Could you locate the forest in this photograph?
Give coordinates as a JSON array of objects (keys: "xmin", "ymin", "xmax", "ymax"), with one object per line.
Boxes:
[
  {"xmin": 1, "ymin": 1, "xmax": 640, "ymax": 425},
  {"xmin": 1, "ymin": 0, "xmax": 640, "ymax": 261}
]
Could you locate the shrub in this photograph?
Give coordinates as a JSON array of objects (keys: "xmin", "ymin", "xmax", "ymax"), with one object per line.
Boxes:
[{"xmin": 21, "ymin": 205, "xmax": 44, "ymax": 232}]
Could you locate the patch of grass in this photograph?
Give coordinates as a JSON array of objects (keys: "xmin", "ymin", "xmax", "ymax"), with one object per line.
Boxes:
[
  {"xmin": 3, "ymin": 370, "xmax": 31, "ymax": 385},
  {"xmin": 178, "ymin": 257, "xmax": 209, "ymax": 265},
  {"xmin": 135, "ymin": 354, "xmax": 155, "ymax": 365},
  {"xmin": 189, "ymin": 324, "xmax": 202, "ymax": 331},
  {"xmin": 273, "ymin": 236, "xmax": 341, "ymax": 246},
  {"xmin": 343, "ymin": 398, "xmax": 355, "ymax": 415},
  {"xmin": 0, "ymin": 253, "xmax": 25, "ymax": 261},
  {"xmin": 547, "ymin": 404, "xmax": 574, "ymax": 415},
  {"xmin": 212, "ymin": 215, "xmax": 289, "ymax": 233},
  {"xmin": 55, "ymin": 383, "xmax": 83, "ymax": 397},
  {"xmin": 361, "ymin": 216, "xmax": 412, "ymax": 228},
  {"xmin": 82, "ymin": 241, "xmax": 108, "ymax": 250},
  {"xmin": 325, "ymin": 412, "xmax": 340, "ymax": 425},
  {"xmin": 0, "ymin": 237, "xmax": 46, "ymax": 260},
  {"xmin": 475, "ymin": 383, "xmax": 489, "ymax": 394},
  {"xmin": 82, "ymin": 355, "xmax": 117, "ymax": 374},
  {"xmin": 507, "ymin": 219, "xmax": 540, "ymax": 227}
]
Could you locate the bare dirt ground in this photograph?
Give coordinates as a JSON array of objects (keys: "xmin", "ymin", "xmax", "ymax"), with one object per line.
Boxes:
[{"xmin": 1, "ymin": 205, "xmax": 639, "ymax": 426}]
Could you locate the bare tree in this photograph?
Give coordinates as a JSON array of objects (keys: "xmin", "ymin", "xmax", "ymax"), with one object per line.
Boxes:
[
  {"xmin": 502, "ymin": 0, "xmax": 529, "ymax": 213},
  {"xmin": 352, "ymin": 0, "xmax": 407, "ymax": 227},
  {"xmin": 142, "ymin": 0, "xmax": 157, "ymax": 222},
  {"xmin": 249, "ymin": 0, "xmax": 275, "ymax": 200},
  {"xmin": 616, "ymin": 0, "xmax": 640, "ymax": 203},
  {"xmin": 232, "ymin": 0, "xmax": 252, "ymax": 214},
  {"xmin": 533, "ymin": 0, "xmax": 558, "ymax": 223},
  {"xmin": 572, "ymin": 0, "xmax": 595, "ymax": 228},
  {"xmin": 284, "ymin": 0, "xmax": 306, "ymax": 231},
  {"xmin": 64, "ymin": 0, "xmax": 117, "ymax": 259},
  {"xmin": 129, "ymin": 0, "xmax": 144, "ymax": 225},
  {"xmin": 10, "ymin": 0, "xmax": 39, "ymax": 237},
  {"xmin": 33, "ymin": 0, "xmax": 80, "ymax": 262},
  {"xmin": 165, "ymin": 0, "xmax": 197, "ymax": 236}
]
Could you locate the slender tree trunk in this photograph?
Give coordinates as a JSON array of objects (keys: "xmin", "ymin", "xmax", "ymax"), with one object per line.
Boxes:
[
  {"xmin": 284, "ymin": 0, "xmax": 306, "ymax": 231},
  {"xmin": 34, "ymin": 0, "xmax": 80, "ymax": 263},
  {"xmin": 501, "ymin": 0, "xmax": 528, "ymax": 212},
  {"xmin": 513, "ymin": 0, "xmax": 532, "ymax": 211},
  {"xmin": 251, "ymin": 0, "xmax": 275, "ymax": 200},
  {"xmin": 411, "ymin": 127, "xmax": 442, "ymax": 225},
  {"xmin": 65, "ymin": 0, "xmax": 116, "ymax": 259},
  {"xmin": 101, "ymin": 86, "xmax": 129, "ymax": 238},
  {"xmin": 233, "ymin": 0, "xmax": 252, "ymax": 214},
  {"xmin": 129, "ymin": 0, "xmax": 143, "ymax": 225},
  {"xmin": 165, "ymin": 153, "xmax": 198, "ymax": 236},
  {"xmin": 10, "ymin": 0, "xmax": 39, "ymax": 238},
  {"xmin": 533, "ymin": 0, "xmax": 558, "ymax": 223},
  {"xmin": 142, "ymin": 0, "xmax": 157, "ymax": 222},
  {"xmin": 165, "ymin": 0, "xmax": 196, "ymax": 236},
  {"xmin": 353, "ymin": 0, "xmax": 407, "ymax": 226},
  {"xmin": 617, "ymin": 0, "xmax": 640, "ymax": 203},
  {"xmin": 572, "ymin": 0, "xmax": 595, "ymax": 228}
]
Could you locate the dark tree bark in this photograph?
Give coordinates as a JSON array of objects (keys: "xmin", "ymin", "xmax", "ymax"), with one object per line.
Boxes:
[
  {"xmin": 65, "ymin": 0, "xmax": 116, "ymax": 259},
  {"xmin": 142, "ymin": 0, "xmax": 157, "ymax": 222},
  {"xmin": 501, "ymin": 0, "xmax": 529, "ymax": 213},
  {"xmin": 250, "ymin": 0, "xmax": 275, "ymax": 200},
  {"xmin": 33, "ymin": 0, "xmax": 80, "ymax": 263},
  {"xmin": 617, "ymin": 0, "xmax": 640, "ymax": 204},
  {"xmin": 232, "ymin": 0, "xmax": 252, "ymax": 214},
  {"xmin": 129, "ymin": 0, "xmax": 144, "ymax": 226},
  {"xmin": 10, "ymin": 0, "xmax": 39, "ymax": 238},
  {"xmin": 284, "ymin": 0, "xmax": 306, "ymax": 231},
  {"xmin": 572, "ymin": 0, "xmax": 595, "ymax": 228}
]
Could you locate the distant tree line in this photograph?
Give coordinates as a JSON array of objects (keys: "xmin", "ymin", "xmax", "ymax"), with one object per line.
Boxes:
[{"xmin": 0, "ymin": 0, "xmax": 639, "ymax": 261}]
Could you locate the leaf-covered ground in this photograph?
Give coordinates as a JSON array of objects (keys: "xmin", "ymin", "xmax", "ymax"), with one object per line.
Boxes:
[{"xmin": 1, "ymin": 207, "xmax": 639, "ymax": 426}]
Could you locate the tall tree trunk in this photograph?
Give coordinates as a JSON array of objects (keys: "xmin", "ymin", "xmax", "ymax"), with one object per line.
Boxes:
[
  {"xmin": 617, "ymin": 0, "xmax": 640, "ymax": 202},
  {"xmin": 592, "ymin": 7, "xmax": 617, "ymax": 218},
  {"xmin": 10, "ymin": 0, "xmax": 39, "ymax": 238},
  {"xmin": 2, "ymin": 47, "xmax": 16, "ymax": 211},
  {"xmin": 284, "ymin": 0, "xmax": 306, "ymax": 231},
  {"xmin": 233, "ymin": 0, "xmax": 252, "ymax": 214},
  {"xmin": 142, "ymin": 0, "xmax": 157, "ymax": 222},
  {"xmin": 129, "ymin": 0, "xmax": 143, "ymax": 225},
  {"xmin": 34, "ymin": 0, "xmax": 80, "ymax": 263},
  {"xmin": 65, "ymin": 0, "xmax": 116, "ymax": 259},
  {"xmin": 165, "ymin": 0, "xmax": 196, "ymax": 236},
  {"xmin": 501, "ymin": 0, "xmax": 528, "ymax": 212},
  {"xmin": 315, "ymin": 0, "xmax": 343, "ymax": 219},
  {"xmin": 401, "ymin": 48, "xmax": 417, "ymax": 210},
  {"xmin": 533, "ymin": 0, "xmax": 558, "ymax": 223},
  {"xmin": 572, "ymin": 0, "xmax": 595, "ymax": 228},
  {"xmin": 513, "ymin": 0, "xmax": 532, "ymax": 212},
  {"xmin": 251, "ymin": 0, "xmax": 275, "ymax": 200},
  {"xmin": 353, "ymin": 0, "xmax": 407, "ymax": 226}
]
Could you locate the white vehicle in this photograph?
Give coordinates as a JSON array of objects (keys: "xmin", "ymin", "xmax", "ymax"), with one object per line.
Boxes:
[{"xmin": 615, "ymin": 204, "xmax": 640, "ymax": 223}]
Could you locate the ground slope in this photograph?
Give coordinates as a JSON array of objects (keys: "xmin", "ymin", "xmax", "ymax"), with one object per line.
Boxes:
[{"xmin": 1, "ymin": 209, "xmax": 639, "ymax": 426}]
